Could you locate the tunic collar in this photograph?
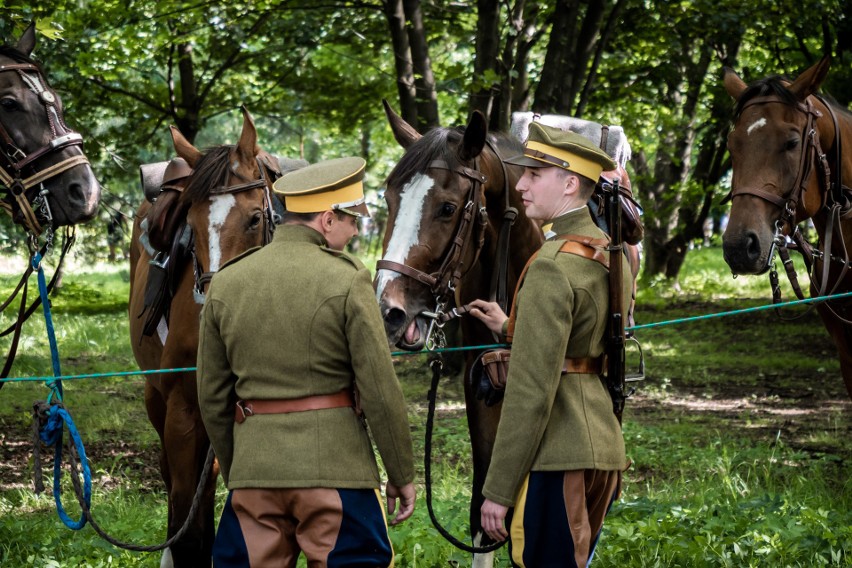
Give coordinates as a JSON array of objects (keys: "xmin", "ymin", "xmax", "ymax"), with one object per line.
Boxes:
[
  {"xmin": 272, "ymin": 223, "xmax": 327, "ymax": 246},
  {"xmin": 542, "ymin": 206, "xmax": 593, "ymax": 240}
]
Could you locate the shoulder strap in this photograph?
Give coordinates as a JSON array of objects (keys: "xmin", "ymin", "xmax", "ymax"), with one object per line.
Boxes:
[{"xmin": 505, "ymin": 234, "xmax": 609, "ymax": 342}]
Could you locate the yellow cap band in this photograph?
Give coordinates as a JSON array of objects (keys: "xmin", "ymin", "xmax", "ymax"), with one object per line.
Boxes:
[
  {"xmin": 525, "ymin": 140, "xmax": 605, "ymax": 181},
  {"xmin": 283, "ymin": 181, "xmax": 364, "ymax": 213}
]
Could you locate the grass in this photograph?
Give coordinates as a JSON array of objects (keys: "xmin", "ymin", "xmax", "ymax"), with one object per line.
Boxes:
[{"xmin": 0, "ymin": 247, "xmax": 849, "ymax": 567}]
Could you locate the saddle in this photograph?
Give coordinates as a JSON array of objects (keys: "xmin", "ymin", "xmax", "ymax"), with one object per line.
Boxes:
[
  {"xmin": 590, "ymin": 164, "xmax": 644, "ymax": 245},
  {"xmin": 136, "ymin": 157, "xmax": 195, "ymax": 339}
]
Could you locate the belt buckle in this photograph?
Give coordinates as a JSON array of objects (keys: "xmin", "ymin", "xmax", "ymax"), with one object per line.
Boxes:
[{"xmin": 235, "ymin": 400, "xmax": 253, "ymax": 423}]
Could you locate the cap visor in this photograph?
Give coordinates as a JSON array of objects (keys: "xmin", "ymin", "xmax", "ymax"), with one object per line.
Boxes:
[{"xmin": 503, "ymin": 154, "xmax": 551, "ymax": 168}]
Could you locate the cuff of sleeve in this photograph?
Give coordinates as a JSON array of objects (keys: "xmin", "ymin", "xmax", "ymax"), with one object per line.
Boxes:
[
  {"xmin": 500, "ymin": 318, "xmax": 509, "ymax": 338},
  {"xmin": 482, "ymin": 486, "xmax": 515, "ymax": 508}
]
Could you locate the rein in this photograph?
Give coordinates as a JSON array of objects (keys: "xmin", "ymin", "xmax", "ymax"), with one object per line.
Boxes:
[
  {"xmin": 733, "ymin": 94, "xmax": 852, "ymax": 323},
  {"xmin": 0, "ymin": 62, "xmax": 89, "ymax": 236}
]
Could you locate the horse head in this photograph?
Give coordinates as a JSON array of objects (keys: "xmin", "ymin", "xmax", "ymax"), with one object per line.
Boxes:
[
  {"xmin": 174, "ymin": 106, "xmax": 279, "ymax": 300},
  {"xmin": 0, "ymin": 23, "xmax": 100, "ymax": 232},
  {"xmin": 375, "ymin": 101, "xmax": 537, "ymax": 350},
  {"xmin": 722, "ymin": 56, "xmax": 834, "ymax": 275}
]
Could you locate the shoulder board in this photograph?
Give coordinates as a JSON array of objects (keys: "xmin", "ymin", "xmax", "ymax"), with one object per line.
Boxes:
[
  {"xmin": 319, "ymin": 246, "xmax": 365, "ymax": 270},
  {"xmin": 220, "ymin": 246, "xmax": 261, "ymax": 271}
]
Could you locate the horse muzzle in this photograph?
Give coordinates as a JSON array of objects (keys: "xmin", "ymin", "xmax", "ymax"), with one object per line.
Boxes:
[{"xmin": 722, "ymin": 228, "xmax": 774, "ymax": 275}]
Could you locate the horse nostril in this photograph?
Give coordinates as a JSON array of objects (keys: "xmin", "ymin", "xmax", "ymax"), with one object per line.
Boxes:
[
  {"xmin": 745, "ymin": 231, "xmax": 761, "ymax": 260},
  {"xmin": 383, "ymin": 307, "xmax": 407, "ymax": 333}
]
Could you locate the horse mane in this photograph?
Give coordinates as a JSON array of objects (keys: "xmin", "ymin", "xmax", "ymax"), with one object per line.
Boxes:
[
  {"xmin": 386, "ymin": 126, "xmax": 522, "ymax": 190},
  {"xmin": 734, "ymin": 74, "xmax": 852, "ymax": 122},
  {"xmin": 180, "ymin": 145, "xmax": 235, "ymax": 204}
]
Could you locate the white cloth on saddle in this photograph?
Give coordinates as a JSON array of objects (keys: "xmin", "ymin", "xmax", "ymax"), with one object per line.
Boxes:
[{"xmin": 510, "ymin": 112, "xmax": 631, "ymax": 169}]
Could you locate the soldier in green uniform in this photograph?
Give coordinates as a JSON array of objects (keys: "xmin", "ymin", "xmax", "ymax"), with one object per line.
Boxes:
[
  {"xmin": 197, "ymin": 156, "xmax": 416, "ymax": 567},
  {"xmin": 467, "ymin": 123, "xmax": 632, "ymax": 567}
]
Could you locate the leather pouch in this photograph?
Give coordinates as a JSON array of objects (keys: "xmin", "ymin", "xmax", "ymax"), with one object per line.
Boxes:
[{"xmin": 481, "ymin": 349, "xmax": 511, "ymax": 390}]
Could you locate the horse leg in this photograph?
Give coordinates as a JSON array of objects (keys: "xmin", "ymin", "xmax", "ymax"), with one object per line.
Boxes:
[
  {"xmin": 157, "ymin": 371, "xmax": 217, "ymax": 568},
  {"xmin": 817, "ymin": 304, "xmax": 852, "ymax": 399},
  {"xmin": 463, "ymin": 372, "xmax": 502, "ymax": 568}
]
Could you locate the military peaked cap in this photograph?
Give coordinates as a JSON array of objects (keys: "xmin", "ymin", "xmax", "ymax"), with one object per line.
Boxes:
[
  {"xmin": 505, "ymin": 122, "xmax": 617, "ymax": 181},
  {"xmin": 272, "ymin": 156, "xmax": 370, "ymax": 217}
]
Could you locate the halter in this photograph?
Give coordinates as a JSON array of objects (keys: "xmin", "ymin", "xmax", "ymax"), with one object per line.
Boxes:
[
  {"xmin": 732, "ymin": 93, "xmax": 852, "ymax": 321},
  {"xmin": 376, "ymin": 156, "xmax": 489, "ymax": 344},
  {"xmin": 0, "ymin": 62, "xmax": 90, "ymax": 235},
  {"xmin": 191, "ymin": 156, "xmax": 278, "ymax": 298}
]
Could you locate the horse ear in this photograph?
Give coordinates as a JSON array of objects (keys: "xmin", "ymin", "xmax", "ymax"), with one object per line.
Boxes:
[
  {"xmin": 170, "ymin": 125, "xmax": 203, "ymax": 167},
  {"xmin": 722, "ymin": 67, "xmax": 747, "ymax": 100},
  {"xmin": 236, "ymin": 105, "xmax": 260, "ymax": 162},
  {"xmin": 16, "ymin": 22, "xmax": 37, "ymax": 56},
  {"xmin": 788, "ymin": 56, "xmax": 831, "ymax": 101},
  {"xmin": 458, "ymin": 110, "xmax": 487, "ymax": 161},
  {"xmin": 383, "ymin": 99, "xmax": 421, "ymax": 149}
]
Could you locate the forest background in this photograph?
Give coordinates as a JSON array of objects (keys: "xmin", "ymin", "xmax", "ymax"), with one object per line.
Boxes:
[{"xmin": 1, "ymin": 0, "xmax": 851, "ymax": 285}]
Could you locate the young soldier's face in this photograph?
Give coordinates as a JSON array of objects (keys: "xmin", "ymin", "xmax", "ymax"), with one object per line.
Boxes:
[{"xmin": 515, "ymin": 166, "xmax": 572, "ymax": 221}]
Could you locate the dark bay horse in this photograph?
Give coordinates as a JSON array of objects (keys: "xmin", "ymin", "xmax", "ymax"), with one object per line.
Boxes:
[
  {"xmin": 722, "ymin": 56, "xmax": 852, "ymax": 399},
  {"xmin": 128, "ymin": 108, "xmax": 287, "ymax": 567},
  {"xmin": 0, "ymin": 23, "xmax": 100, "ymax": 233}
]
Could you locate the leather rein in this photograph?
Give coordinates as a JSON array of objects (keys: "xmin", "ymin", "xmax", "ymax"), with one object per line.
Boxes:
[
  {"xmin": 0, "ymin": 62, "xmax": 90, "ymax": 236},
  {"xmin": 731, "ymin": 94, "xmax": 852, "ymax": 321},
  {"xmin": 191, "ymin": 156, "xmax": 279, "ymax": 298}
]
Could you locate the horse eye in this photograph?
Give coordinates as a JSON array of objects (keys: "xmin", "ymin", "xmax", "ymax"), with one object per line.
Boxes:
[
  {"xmin": 0, "ymin": 98, "xmax": 20, "ymax": 111},
  {"xmin": 784, "ymin": 138, "xmax": 799, "ymax": 152},
  {"xmin": 249, "ymin": 211, "xmax": 263, "ymax": 229},
  {"xmin": 438, "ymin": 203, "xmax": 457, "ymax": 218}
]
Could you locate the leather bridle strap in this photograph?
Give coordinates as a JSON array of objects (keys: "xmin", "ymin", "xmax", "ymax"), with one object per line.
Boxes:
[
  {"xmin": 193, "ymin": 157, "xmax": 278, "ymax": 295},
  {"xmin": 728, "ymin": 96, "xmax": 822, "ymax": 231},
  {"xmin": 0, "ymin": 62, "xmax": 88, "ymax": 235},
  {"xmin": 376, "ymin": 158, "xmax": 488, "ymax": 299}
]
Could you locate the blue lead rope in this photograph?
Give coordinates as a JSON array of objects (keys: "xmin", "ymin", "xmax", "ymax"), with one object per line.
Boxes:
[
  {"xmin": 38, "ymin": 405, "xmax": 92, "ymax": 530},
  {"xmin": 31, "ymin": 251, "xmax": 92, "ymax": 530}
]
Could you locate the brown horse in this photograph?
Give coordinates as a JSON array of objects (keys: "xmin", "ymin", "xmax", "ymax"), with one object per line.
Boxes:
[
  {"xmin": 375, "ymin": 103, "xmax": 641, "ymax": 565},
  {"xmin": 128, "ymin": 108, "xmax": 286, "ymax": 567},
  {"xmin": 0, "ymin": 23, "xmax": 100, "ymax": 233},
  {"xmin": 722, "ymin": 56, "xmax": 852, "ymax": 399}
]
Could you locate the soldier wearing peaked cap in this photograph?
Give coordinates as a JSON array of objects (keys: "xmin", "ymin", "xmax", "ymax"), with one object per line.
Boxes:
[
  {"xmin": 198, "ymin": 156, "xmax": 416, "ymax": 567},
  {"xmin": 467, "ymin": 122, "xmax": 632, "ymax": 567}
]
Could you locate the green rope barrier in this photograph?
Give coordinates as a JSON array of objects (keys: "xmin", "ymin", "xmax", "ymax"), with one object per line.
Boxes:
[
  {"xmin": 3, "ymin": 290, "xmax": 852, "ymax": 384},
  {"xmin": 629, "ymin": 290, "xmax": 852, "ymax": 331}
]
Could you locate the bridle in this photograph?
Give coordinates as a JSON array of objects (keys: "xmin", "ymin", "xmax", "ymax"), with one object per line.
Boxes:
[
  {"xmin": 730, "ymin": 93, "xmax": 852, "ymax": 319},
  {"xmin": 377, "ymin": 139, "xmax": 522, "ymax": 348},
  {"xmin": 0, "ymin": 61, "xmax": 90, "ymax": 236},
  {"xmin": 191, "ymin": 155, "xmax": 279, "ymax": 299}
]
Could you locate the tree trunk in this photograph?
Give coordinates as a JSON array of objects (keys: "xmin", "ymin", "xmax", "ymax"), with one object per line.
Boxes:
[
  {"xmin": 534, "ymin": 0, "xmax": 579, "ymax": 113},
  {"xmin": 383, "ymin": 0, "xmax": 418, "ymax": 127},
  {"xmin": 403, "ymin": 0, "xmax": 440, "ymax": 130},
  {"xmin": 471, "ymin": 0, "xmax": 501, "ymax": 124}
]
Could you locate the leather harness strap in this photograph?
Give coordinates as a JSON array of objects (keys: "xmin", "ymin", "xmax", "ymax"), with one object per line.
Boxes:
[
  {"xmin": 235, "ymin": 389, "xmax": 355, "ymax": 423},
  {"xmin": 503, "ymin": 233, "xmax": 610, "ymax": 372}
]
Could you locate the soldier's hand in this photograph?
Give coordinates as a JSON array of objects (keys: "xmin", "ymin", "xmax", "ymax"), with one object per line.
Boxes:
[
  {"xmin": 385, "ymin": 481, "xmax": 416, "ymax": 525},
  {"xmin": 481, "ymin": 498, "xmax": 509, "ymax": 542},
  {"xmin": 467, "ymin": 300, "xmax": 508, "ymax": 336}
]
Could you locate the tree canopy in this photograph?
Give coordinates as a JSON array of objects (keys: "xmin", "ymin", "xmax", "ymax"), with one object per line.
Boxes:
[{"xmin": 1, "ymin": 0, "xmax": 849, "ymax": 281}]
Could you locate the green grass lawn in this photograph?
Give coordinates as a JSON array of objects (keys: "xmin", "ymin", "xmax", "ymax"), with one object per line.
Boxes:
[{"xmin": 0, "ymin": 248, "xmax": 849, "ymax": 567}]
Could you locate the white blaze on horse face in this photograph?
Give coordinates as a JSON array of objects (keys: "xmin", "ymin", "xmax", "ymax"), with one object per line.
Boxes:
[
  {"xmin": 375, "ymin": 173, "xmax": 435, "ymax": 300},
  {"xmin": 207, "ymin": 193, "xmax": 236, "ymax": 274},
  {"xmin": 747, "ymin": 118, "xmax": 767, "ymax": 136}
]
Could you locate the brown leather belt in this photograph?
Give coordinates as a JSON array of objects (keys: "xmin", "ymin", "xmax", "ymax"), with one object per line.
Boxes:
[
  {"xmin": 235, "ymin": 389, "xmax": 354, "ymax": 424},
  {"xmin": 563, "ymin": 356, "xmax": 604, "ymax": 375}
]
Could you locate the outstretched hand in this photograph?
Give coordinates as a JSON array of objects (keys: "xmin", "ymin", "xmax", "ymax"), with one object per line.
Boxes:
[
  {"xmin": 467, "ymin": 300, "xmax": 508, "ymax": 336},
  {"xmin": 385, "ymin": 482, "xmax": 416, "ymax": 525}
]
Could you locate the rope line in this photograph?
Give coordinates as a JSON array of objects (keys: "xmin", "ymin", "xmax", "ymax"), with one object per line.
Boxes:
[{"xmin": 4, "ymin": 290, "xmax": 852, "ymax": 384}]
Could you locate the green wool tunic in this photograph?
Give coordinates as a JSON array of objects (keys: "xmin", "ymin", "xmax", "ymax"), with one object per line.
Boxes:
[
  {"xmin": 482, "ymin": 207, "xmax": 631, "ymax": 507},
  {"xmin": 197, "ymin": 224, "xmax": 414, "ymax": 490}
]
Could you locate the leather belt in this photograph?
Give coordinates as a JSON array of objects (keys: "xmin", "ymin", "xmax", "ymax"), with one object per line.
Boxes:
[
  {"xmin": 563, "ymin": 356, "xmax": 604, "ymax": 375},
  {"xmin": 235, "ymin": 389, "xmax": 354, "ymax": 424}
]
